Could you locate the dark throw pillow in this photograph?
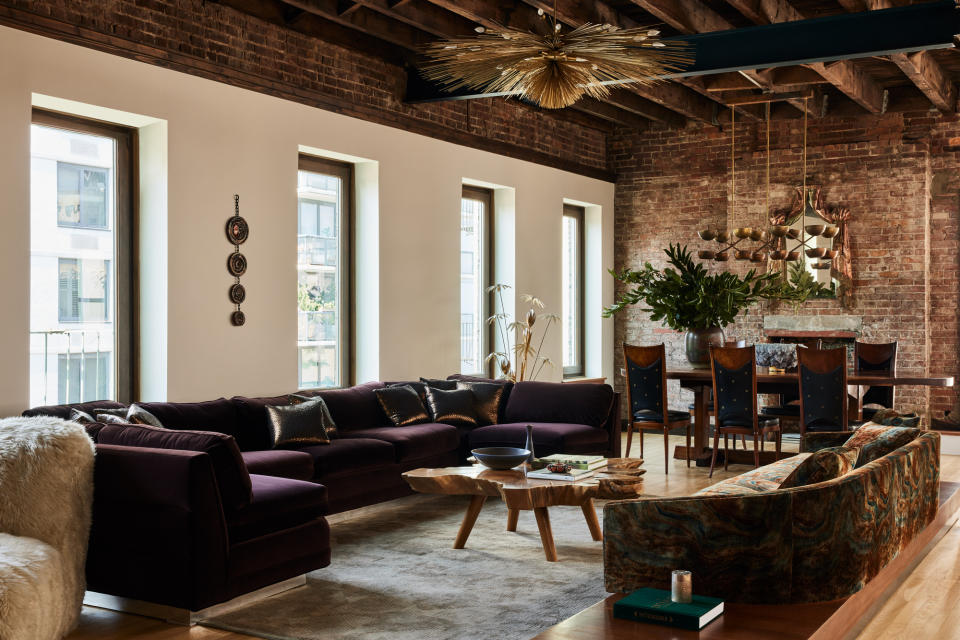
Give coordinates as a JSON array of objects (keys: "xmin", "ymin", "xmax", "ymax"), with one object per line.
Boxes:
[
  {"xmin": 778, "ymin": 446, "xmax": 859, "ymax": 489},
  {"xmin": 96, "ymin": 413, "xmax": 131, "ymax": 424},
  {"xmin": 266, "ymin": 397, "xmax": 334, "ymax": 448},
  {"xmin": 289, "ymin": 394, "xmax": 338, "ymax": 437},
  {"xmin": 68, "ymin": 408, "xmax": 97, "ymax": 424},
  {"xmin": 456, "ymin": 381, "xmax": 510, "ymax": 426},
  {"xmin": 374, "ymin": 385, "xmax": 430, "ymax": 427},
  {"xmin": 126, "ymin": 404, "xmax": 165, "ymax": 428},
  {"xmin": 420, "ymin": 377, "xmax": 457, "ymax": 390},
  {"xmin": 424, "ymin": 387, "xmax": 477, "ymax": 428},
  {"xmin": 95, "ymin": 407, "xmax": 129, "ymax": 419}
]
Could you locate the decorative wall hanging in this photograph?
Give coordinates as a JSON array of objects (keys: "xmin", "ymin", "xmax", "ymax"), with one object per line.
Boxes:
[{"xmin": 227, "ymin": 194, "xmax": 248, "ymax": 326}]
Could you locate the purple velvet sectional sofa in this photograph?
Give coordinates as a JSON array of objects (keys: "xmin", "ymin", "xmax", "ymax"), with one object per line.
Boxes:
[{"xmin": 24, "ymin": 377, "xmax": 619, "ymax": 612}]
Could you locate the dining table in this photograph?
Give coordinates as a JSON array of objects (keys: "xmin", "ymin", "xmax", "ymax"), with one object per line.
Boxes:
[{"xmin": 667, "ymin": 367, "xmax": 955, "ymax": 464}]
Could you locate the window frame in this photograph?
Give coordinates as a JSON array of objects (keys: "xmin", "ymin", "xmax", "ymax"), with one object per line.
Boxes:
[
  {"xmin": 460, "ymin": 185, "xmax": 494, "ymax": 378},
  {"xmin": 297, "ymin": 154, "xmax": 354, "ymax": 388},
  {"xmin": 32, "ymin": 108, "xmax": 138, "ymax": 403},
  {"xmin": 562, "ymin": 204, "xmax": 586, "ymax": 379}
]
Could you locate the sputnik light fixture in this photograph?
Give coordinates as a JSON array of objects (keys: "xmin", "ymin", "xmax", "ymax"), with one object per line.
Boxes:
[{"xmin": 418, "ymin": 1, "xmax": 693, "ymax": 110}]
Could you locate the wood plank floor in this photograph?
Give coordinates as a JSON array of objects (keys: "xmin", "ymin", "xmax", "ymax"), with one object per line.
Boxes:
[{"xmin": 67, "ymin": 433, "xmax": 953, "ymax": 639}]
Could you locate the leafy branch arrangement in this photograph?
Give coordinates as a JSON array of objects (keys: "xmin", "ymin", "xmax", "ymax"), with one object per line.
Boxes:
[
  {"xmin": 486, "ymin": 284, "xmax": 559, "ymax": 381},
  {"xmin": 602, "ymin": 244, "xmax": 805, "ymax": 330},
  {"xmin": 776, "ymin": 260, "xmax": 836, "ymax": 305}
]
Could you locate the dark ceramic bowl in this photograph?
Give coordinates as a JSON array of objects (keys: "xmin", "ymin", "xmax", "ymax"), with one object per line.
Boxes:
[
  {"xmin": 806, "ymin": 247, "xmax": 826, "ymax": 258},
  {"xmin": 472, "ymin": 447, "xmax": 530, "ymax": 470}
]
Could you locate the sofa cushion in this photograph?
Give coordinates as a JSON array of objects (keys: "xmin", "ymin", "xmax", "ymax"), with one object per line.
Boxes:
[
  {"xmin": 227, "ymin": 474, "xmax": 328, "ymax": 543},
  {"xmin": 126, "ymin": 404, "xmax": 164, "ymax": 427},
  {"xmin": 424, "ymin": 387, "xmax": 477, "ymax": 428},
  {"xmin": 97, "ymin": 423, "xmax": 252, "ymax": 511},
  {"xmin": 374, "ymin": 385, "xmax": 430, "ymax": 427},
  {"xmin": 693, "ymin": 482, "xmax": 764, "ymax": 497},
  {"xmin": 503, "ymin": 382, "xmax": 614, "ymax": 429},
  {"xmin": 296, "ymin": 438, "xmax": 397, "ymax": 477},
  {"xmin": 456, "ymin": 381, "xmax": 512, "ymax": 426},
  {"xmin": 136, "ymin": 398, "xmax": 253, "ymax": 448},
  {"xmin": 297, "ymin": 382, "xmax": 389, "ymax": 430},
  {"xmin": 22, "ymin": 400, "xmax": 126, "ymax": 420},
  {"xmin": 844, "ymin": 424, "xmax": 921, "ymax": 468},
  {"xmin": 341, "ymin": 423, "xmax": 460, "ymax": 462},
  {"xmin": 420, "ymin": 377, "xmax": 456, "ymax": 390},
  {"xmin": 468, "ymin": 422, "xmax": 608, "ymax": 456},
  {"xmin": 266, "ymin": 397, "xmax": 334, "ymax": 448},
  {"xmin": 241, "ymin": 450, "xmax": 315, "ymax": 481},
  {"xmin": 232, "ymin": 395, "xmax": 299, "ymax": 451},
  {"xmin": 779, "ymin": 446, "xmax": 859, "ymax": 489}
]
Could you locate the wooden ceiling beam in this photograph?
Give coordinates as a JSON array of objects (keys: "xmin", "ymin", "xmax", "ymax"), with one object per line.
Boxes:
[
  {"xmin": 723, "ymin": 0, "xmax": 888, "ymax": 114},
  {"xmin": 520, "ymin": 0, "xmax": 640, "ymax": 30},
  {"xmin": 855, "ymin": 0, "xmax": 956, "ymax": 113},
  {"xmin": 419, "ymin": 0, "xmax": 547, "ymax": 33},
  {"xmin": 282, "ymin": 0, "xmax": 433, "ymax": 49},
  {"xmin": 605, "ymin": 88, "xmax": 687, "ymax": 127},
  {"xmin": 574, "ymin": 99, "xmax": 651, "ymax": 130},
  {"xmin": 346, "ymin": 0, "xmax": 475, "ymax": 37}
]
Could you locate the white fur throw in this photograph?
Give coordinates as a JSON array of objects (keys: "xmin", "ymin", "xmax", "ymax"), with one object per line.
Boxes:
[
  {"xmin": 0, "ymin": 533, "xmax": 69, "ymax": 640},
  {"xmin": 0, "ymin": 417, "xmax": 95, "ymax": 639}
]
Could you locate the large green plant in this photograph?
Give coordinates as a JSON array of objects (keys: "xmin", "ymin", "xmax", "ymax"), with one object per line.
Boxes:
[{"xmin": 603, "ymin": 244, "xmax": 799, "ymax": 330}]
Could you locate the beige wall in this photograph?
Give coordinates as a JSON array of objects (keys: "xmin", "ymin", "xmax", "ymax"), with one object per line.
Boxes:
[{"xmin": 0, "ymin": 27, "xmax": 615, "ymax": 414}]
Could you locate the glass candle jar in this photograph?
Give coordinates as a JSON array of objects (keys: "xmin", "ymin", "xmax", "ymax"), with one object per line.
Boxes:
[{"xmin": 671, "ymin": 570, "xmax": 693, "ymax": 604}]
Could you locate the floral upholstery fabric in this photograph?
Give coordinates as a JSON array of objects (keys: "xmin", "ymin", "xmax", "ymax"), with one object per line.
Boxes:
[
  {"xmin": 778, "ymin": 446, "xmax": 859, "ymax": 489},
  {"xmin": 694, "ymin": 454, "xmax": 809, "ymax": 496},
  {"xmin": 603, "ymin": 432, "xmax": 940, "ymax": 604},
  {"xmin": 844, "ymin": 424, "xmax": 920, "ymax": 468}
]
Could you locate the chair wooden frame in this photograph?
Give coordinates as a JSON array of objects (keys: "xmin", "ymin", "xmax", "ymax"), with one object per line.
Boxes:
[
  {"xmin": 623, "ymin": 343, "xmax": 690, "ymax": 473},
  {"xmin": 708, "ymin": 345, "xmax": 781, "ymax": 478},
  {"xmin": 854, "ymin": 341, "xmax": 898, "ymax": 419},
  {"xmin": 797, "ymin": 347, "xmax": 849, "ymax": 451}
]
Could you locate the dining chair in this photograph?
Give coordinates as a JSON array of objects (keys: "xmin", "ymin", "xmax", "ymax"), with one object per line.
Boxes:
[
  {"xmin": 623, "ymin": 343, "xmax": 691, "ymax": 472},
  {"xmin": 797, "ymin": 347, "xmax": 849, "ymax": 451},
  {"xmin": 708, "ymin": 345, "xmax": 781, "ymax": 478},
  {"xmin": 855, "ymin": 341, "xmax": 898, "ymax": 421},
  {"xmin": 688, "ymin": 338, "xmax": 746, "ymax": 417}
]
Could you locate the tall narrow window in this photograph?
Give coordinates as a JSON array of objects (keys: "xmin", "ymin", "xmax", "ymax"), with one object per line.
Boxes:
[
  {"xmin": 29, "ymin": 110, "xmax": 136, "ymax": 406},
  {"xmin": 460, "ymin": 186, "xmax": 492, "ymax": 375},
  {"xmin": 562, "ymin": 204, "xmax": 585, "ymax": 378},
  {"xmin": 298, "ymin": 156, "xmax": 351, "ymax": 389}
]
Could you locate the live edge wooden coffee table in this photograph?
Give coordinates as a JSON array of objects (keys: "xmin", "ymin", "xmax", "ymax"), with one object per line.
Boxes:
[{"xmin": 402, "ymin": 460, "xmax": 644, "ymax": 562}]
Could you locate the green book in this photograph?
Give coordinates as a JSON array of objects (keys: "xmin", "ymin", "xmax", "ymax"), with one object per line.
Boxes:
[{"xmin": 612, "ymin": 588, "xmax": 724, "ymax": 631}]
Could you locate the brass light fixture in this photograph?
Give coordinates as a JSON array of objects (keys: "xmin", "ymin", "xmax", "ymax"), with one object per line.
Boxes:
[{"xmin": 418, "ymin": 1, "xmax": 693, "ymax": 110}]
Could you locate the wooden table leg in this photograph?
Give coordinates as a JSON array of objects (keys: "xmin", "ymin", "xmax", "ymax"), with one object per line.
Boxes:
[
  {"xmin": 506, "ymin": 508, "xmax": 519, "ymax": 532},
  {"xmin": 533, "ymin": 507, "xmax": 558, "ymax": 562},
  {"xmin": 581, "ymin": 499, "xmax": 602, "ymax": 541},
  {"xmin": 453, "ymin": 495, "xmax": 486, "ymax": 549}
]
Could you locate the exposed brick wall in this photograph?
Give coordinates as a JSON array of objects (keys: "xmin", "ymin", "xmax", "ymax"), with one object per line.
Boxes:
[
  {"xmin": 0, "ymin": 0, "xmax": 609, "ymax": 177},
  {"xmin": 611, "ymin": 111, "xmax": 960, "ymax": 422}
]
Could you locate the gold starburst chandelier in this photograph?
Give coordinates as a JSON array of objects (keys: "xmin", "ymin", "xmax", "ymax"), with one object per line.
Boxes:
[{"xmin": 419, "ymin": 2, "xmax": 693, "ymax": 110}]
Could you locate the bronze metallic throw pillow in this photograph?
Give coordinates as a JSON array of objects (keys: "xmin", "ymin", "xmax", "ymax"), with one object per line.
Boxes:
[
  {"xmin": 424, "ymin": 386, "xmax": 478, "ymax": 428},
  {"xmin": 96, "ymin": 413, "xmax": 131, "ymax": 424},
  {"xmin": 374, "ymin": 385, "xmax": 431, "ymax": 427},
  {"xmin": 126, "ymin": 404, "xmax": 165, "ymax": 428},
  {"xmin": 68, "ymin": 408, "xmax": 97, "ymax": 424},
  {"xmin": 288, "ymin": 393, "xmax": 338, "ymax": 437},
  {"xmin": 420, "ymin": 377, "xmax": 457, "ymax": 390},
  {"xmin": 267, "ymin": 397, "xmax": 334, "ymax": 448},
  {"xmin": 456, "ymin": 381, "xmax": 508, "ymax": 426}
]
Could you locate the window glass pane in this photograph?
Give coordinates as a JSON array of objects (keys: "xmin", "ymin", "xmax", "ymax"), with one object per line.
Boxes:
[
  {"xmin": 460, "ymin": 195, "xmax": 486, "ymax": 375},
  {"xmin": 562, "ymin": 213, "xmax": 581, "ymax": 373},
  {"xmin": 298, "ymin": 166, "xmax": 344, "ymax": 388},
  {"xmin": 31, "ymin": 124, "xmax": 117, "ymax": 407}
]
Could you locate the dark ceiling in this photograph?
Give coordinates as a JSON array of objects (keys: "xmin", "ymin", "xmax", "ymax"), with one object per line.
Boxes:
[{"xmin": 211, "ymin": 0, "xmax": 960, "ymax": 130}]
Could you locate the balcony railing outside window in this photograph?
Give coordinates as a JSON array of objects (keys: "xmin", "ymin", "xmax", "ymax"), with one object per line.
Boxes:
[
  {"xmin": 30, "ymin": 329, "xmax": 113, "ymax": 406},
  {"xmin": 297, "ymin": 235, "xmax": 338, "ymax": 267}
]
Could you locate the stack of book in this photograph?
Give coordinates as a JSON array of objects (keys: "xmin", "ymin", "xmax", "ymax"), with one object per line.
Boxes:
[{"xmin": 526, "ymin": 454, "xmax": 608, "ymax": 481}]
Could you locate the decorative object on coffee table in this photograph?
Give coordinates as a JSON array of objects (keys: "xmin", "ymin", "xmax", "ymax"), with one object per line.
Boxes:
[
  {"xmin": 226, "ymin": 194, "xmax": 248, "ymax": 327},
  {"xmin": 402, "ymin": 461, "xmax": 644, "ymax": 562},
  {"xmin": 471, "ymin": 447, "xmax": 530, "ymax": 471},
  {"xmin": 525, "ymin": 424, "xmax": 536, "ymax": 463}
]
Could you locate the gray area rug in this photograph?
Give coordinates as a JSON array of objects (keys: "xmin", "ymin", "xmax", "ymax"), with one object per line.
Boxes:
[{"xmin": 202, "ymin": 493, "xmax": 609, "ymax": 640}]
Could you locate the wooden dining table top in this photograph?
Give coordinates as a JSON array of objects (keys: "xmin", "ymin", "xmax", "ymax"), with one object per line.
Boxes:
[{"xmin": 667, "ymin": 367, "xmax": 955, "ymax": 387}]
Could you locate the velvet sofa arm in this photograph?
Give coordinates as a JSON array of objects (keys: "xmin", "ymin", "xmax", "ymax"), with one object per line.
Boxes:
[
  {"xmin": 86, "ymin": 445, "xmax": 231, "ymax": 610},
  {"xmin": 603, "ymin": 491, "xmax": 795, "ymax": 603},
  {"xmin": 802, "ymin": 431, "xmax": 852, "ymax": 452},
  {"xmin": 605, "ymin": 392, "xmax": 622, "ymax": 458}
]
